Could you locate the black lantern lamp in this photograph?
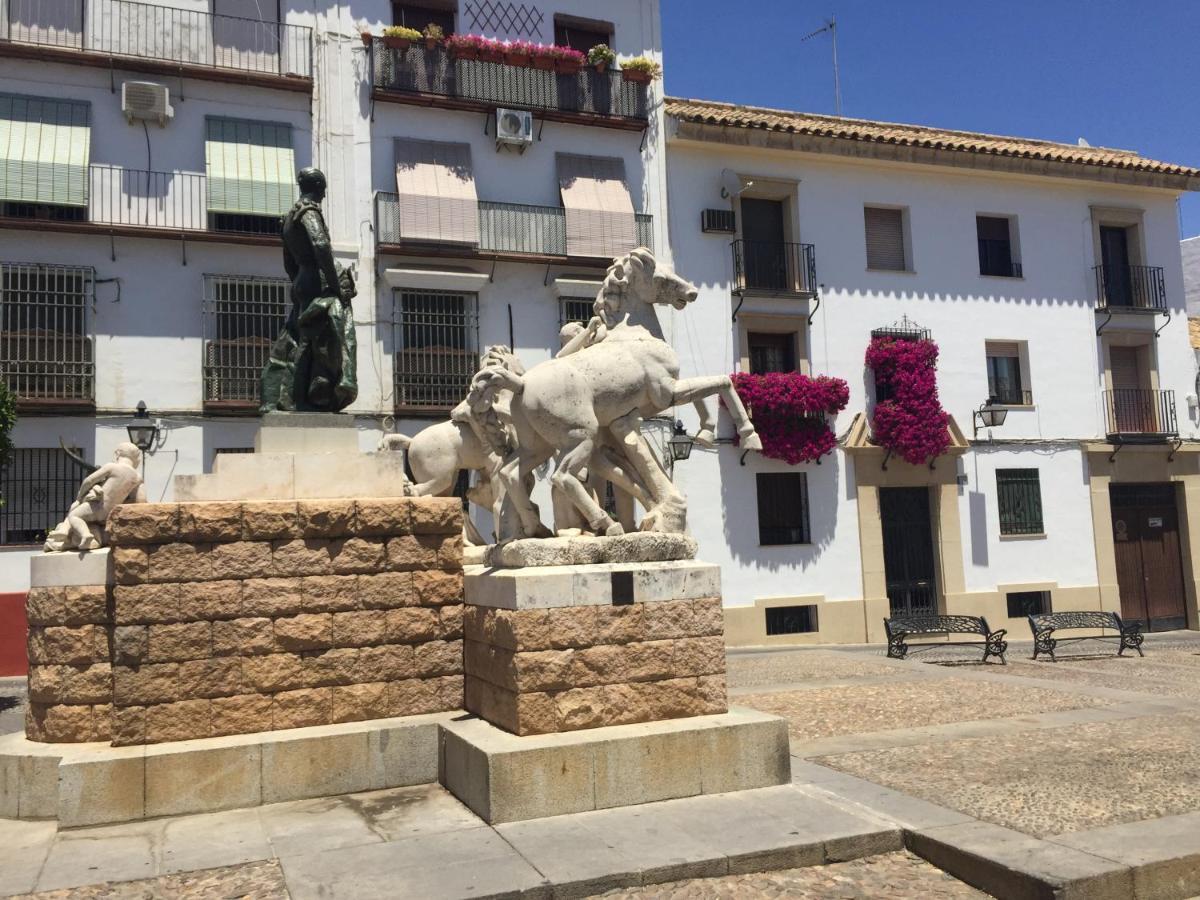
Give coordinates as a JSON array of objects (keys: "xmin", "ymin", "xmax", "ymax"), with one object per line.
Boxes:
[
  {"xmin": 126, "ymin": 401, "xmax": 159, "ymax": 452},
  {"xmin": 972, "ymin": 398, "xmax": 1008, "ymax": 438},
  {"xmin": 667, "ymin": 419, "xmax": 694, "ymax": 463}
]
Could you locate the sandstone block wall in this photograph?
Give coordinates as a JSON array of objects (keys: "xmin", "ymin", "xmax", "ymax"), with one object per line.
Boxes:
[
  {"xmin": 463, "ymin": 598, "xmax": 728, "ymax": 736},
  {"xmin": 25, "ymin": 497, "xmax": 464, "ymax": 745}
]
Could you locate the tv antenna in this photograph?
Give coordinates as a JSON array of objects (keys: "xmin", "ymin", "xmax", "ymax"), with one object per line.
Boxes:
[{"xmin": 800, "ymin": 16, "xmax": 842, "ymax": 116}]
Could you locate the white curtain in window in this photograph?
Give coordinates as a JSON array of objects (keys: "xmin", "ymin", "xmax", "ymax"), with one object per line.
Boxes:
[{"xmin": 557, "ymin": 153, "xmax": 636, "ymax": 260}]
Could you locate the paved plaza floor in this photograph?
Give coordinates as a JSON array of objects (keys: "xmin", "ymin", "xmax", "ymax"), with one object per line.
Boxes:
[{"xmin": 1, "ymin": 632, "xmax": 1199, "ymax": 898}]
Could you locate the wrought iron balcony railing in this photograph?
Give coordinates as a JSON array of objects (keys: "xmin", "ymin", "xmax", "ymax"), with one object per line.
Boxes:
[
  {"xmin": 370, "ymin": 39, "xmax": 648, "ymax": 123},
  {"xmin": 988, "ymin": 387, "xmax": 1033, "ymax": 406},
  {"xmin": 1104, "ymin": 389, "xmax": 1178, "ymax": 440},
  {"xmin": 375, "ymin": 193, "xmax": 653, "ymax": 261},
  {"xmin": 1093, "ymin": 264, "xmax": 1167, "ymax": 312},
  {"xmin": 0, "ymin": 164, "xmax": 287, "ymax": 239},
  {"xmin": 732, "ymin": 239, "xmax": 817, "ymax": 296},
  {"xmin": 0, "ymin": 0, "xmax": 312, "ymax": 80}
]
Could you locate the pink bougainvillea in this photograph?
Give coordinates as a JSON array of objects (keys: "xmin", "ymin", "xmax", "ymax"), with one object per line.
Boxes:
[
  {"xmin": 865, "ymin": 336, "xmax": 951, "ymax": 465},
  {"xmin": 731, "ymin": 371, "xmax": 849, "ymax": 465}
]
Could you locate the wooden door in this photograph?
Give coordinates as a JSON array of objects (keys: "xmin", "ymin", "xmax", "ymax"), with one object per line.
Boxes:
[
  {"xmin": 880, "ymin": 487, "xmax": 937, "ymax": 616},
  {"xmin": 1110, "ymin": 484, "xmax": 1188, "ymax": 631},
  {"xmin": 741, "ymin": 198, "xmax": 788, "ymax": 291},
  {"xmin": 1100, "ymin": 225, "xmax": 1133, "ymax": 307}
]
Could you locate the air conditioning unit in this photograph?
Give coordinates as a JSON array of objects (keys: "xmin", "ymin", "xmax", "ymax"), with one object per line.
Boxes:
[
  {"xmin": 121, "ymin": 81, "xmax": 174, "ymax": 126},
  {"xmin": 495, "ymin": 108, "xmax": 533, "ymax": 148}
]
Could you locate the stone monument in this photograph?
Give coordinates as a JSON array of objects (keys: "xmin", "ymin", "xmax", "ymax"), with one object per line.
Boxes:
[{"xmin": 43, "ymin": 442, "xmax": 145, "ymax": 552}]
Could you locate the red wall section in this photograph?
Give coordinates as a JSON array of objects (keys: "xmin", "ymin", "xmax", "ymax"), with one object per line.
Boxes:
[{"xmin": 0, "ymin": 592, "xmax": 28, "ymax": 676}]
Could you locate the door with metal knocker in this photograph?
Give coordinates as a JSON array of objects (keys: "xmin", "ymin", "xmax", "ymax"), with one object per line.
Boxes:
[{"xmin": 1110, "ymin": 483, "xmax": 1188, "ymax": 631}]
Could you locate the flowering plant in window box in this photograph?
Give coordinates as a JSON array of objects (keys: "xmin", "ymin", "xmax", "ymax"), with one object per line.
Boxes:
[
  {"xmin": 503, "ymin": 39, "xmax": 535, "ymax": 67},
  {"xmin": 552, "ymin": 45, "xmax": 586, "ymax": 74},
  {"xmin": 865, "ymin": 336, "xmax": 951, "ymax": 465},
  {"xmin": 588, "ymin": 43, "xmax": 616, "ymax": 73},
  {"xmin": 422, "ymin": 22, "xmax": 443, "ymax": 49},
  {"xmin": 730, "ymin": 371, "xmax": 849, "ymax": 465},
  {"xmin": 445, "ymin": 33, "xmax": 484, "ymax": 60},
  {"xmin": 382, "ymin": 25, "xmax": 420, "ymax": 50},
  {"xmin": 620, "ymin": 55, "xmax": 661, "ymax": 83}
]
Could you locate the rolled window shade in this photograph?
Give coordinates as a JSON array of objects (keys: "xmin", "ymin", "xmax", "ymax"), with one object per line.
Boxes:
[
  {"xmin": 394, "ymin": 138, "xmax": 480, "ymax": 246},
  {"xmin": 0, "ymin": 93, "xmax": 91, "ymax": 207},
  {"xmin": 864, "ymin": 206, "xmax": 906, "ymax": 271},
  {"xmin": 205, "ymin": 117, "xmax": 295, "ymax": 216},
  {"xmin": 557, "ymin": 153, "xmax": 636, "ymax": 260}
]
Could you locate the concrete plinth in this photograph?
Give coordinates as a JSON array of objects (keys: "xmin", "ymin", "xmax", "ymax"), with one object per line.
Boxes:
[
  {"xmin": 173, "ymin": 451, "xmax": 409, "ymax": 501},
  {"xmin": 0, "ymin": 712, "xmax": 455, "ymax": 827},
  {"xmin": 30, "ymin": 549, "xmax": 109, "ymax": 588},
  {"xmin": 255, "ymin": 412, "xmax": 360, "ymax": 454},
  {"xmin": 439, "ymin": 706, "xmax": 791, "ymax": 824}
]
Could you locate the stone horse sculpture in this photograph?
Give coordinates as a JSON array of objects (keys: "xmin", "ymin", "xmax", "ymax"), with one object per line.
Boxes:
[{"xmin": 474, "ymin": 248, "xmax": 761, "ymax": 539}]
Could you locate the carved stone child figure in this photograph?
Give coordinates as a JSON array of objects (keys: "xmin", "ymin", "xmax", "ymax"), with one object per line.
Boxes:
[{"xmin": 44, "ymin": 442, "xmax": 146, "ymax": 552}]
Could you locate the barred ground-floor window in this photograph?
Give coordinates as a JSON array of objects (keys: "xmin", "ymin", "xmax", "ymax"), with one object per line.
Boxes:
[
  {"xmin": 0, "ymin": 261, "xmax": 94, "ymax": 406},
  {"xmin": 756, "ymin": 472, "xmax": 811, "ymax": 545},
  {"xmin": 996, "ymin": 468, "xmax": 1043, "ymax": 535},
  {"xmin": 203, "ymin": 274, "xmax": 289, "ymax": 406},
  {"xmin": 393, "ymin": 289, "xmax": 479, "ymax": 410},
  {"xmin": 0, "ymin": 447, "xmax": 90, "ymax": 545}
]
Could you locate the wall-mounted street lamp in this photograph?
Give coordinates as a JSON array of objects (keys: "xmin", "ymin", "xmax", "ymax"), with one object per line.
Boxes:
[
  {"xmin": 667, "ymin": 420, "xmax": 694, "ymax": 464},
  {"xmin": 972, "ymin": 398, "xmax": 1008, "ymax": 438},
  {"xmin": 126, "ymin": 401, "xmax": 159, "ymax": 452}
]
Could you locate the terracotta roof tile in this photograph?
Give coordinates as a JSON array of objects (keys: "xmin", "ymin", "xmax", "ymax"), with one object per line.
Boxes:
[{"xmin": 665, "ymin": 97, "xmax": 1200, "ymax": 183}]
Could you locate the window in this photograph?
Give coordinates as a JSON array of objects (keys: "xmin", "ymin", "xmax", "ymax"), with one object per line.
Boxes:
[
  {"xmin": 205, "ymin": 117, "xmax": 295, "ymax": 233},
  {"xmin": 748, "ymin": 332, "xmax": 796, "ymax": 374},
  {"xmin": 393, "ymin": 2, "xmax": 455, "ymax": 34},
  {"xmin": 864, "ymin": 206, "xmax": 907, "ymax": 271},
  {"xmin": 985, "ymin": 342, "xmax": 1029, "ymax": 405},
  {"xmin": 765, "ymin": 604, "xmax": 818, "ymax": 635},
  {"xmin": 554, "ymin": 15, "xmax": 612, "ymax": 53},
  {"xmin": 0, "ymin": 261, "xmax": 94, "ymax": 404},
  {"xmin": 203, "ymin": 275, "xmax": 288, "ymax": 405},
  {"xmin": 1006, "ymin": 590, "xmax": 1050, "ymax": 618},
  {"xmin": 393, "ymin": 289, "xmax": 479, "ymax": 409},
  {"xmin": 977, "ymin": 216, "xmax": 1019, "ymax": 277},
  {"xmin": 559, "ymin": 297, "xmax": 594, "ymax": 327},
  {"xmin": 996, "ymin": 468, "xmax": 1043, "ymax": 535},
  {"xmin": 0, "ymin": 447, "xmax": 89, "ymax": 545},
  {"xmin": 0, "ymin": 94, "xmax": 91, "ymax": 210},
  {"xmin": 756, "ymin": 472, "xmax": 810, "ymax": 545}
]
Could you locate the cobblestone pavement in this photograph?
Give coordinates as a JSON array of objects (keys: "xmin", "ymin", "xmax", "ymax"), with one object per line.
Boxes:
[
  {"xmin": 593, "ymin": 851, "xmax": 984, "ymax": 898},
  {"xmin": 727, "ymin": 649, "xmax": 909, "ymax": 687},
  {"xmin": 819, "ymin": 710, "xmax": 1200, "ymax": 838},
  {"xmin": 996, "ymin": 652, "xmax": 1200, "ymax": 699},
  {"xmin": 14, "ymin": 861, "xmax": 287, "ymax": 899},
  {"xmin": 0, "ymin": 679, "xmax": 25, "ymax": 737},
  {"xmin": 739, "ymin": 676, "xmax": 1108, "ymax": 743}
]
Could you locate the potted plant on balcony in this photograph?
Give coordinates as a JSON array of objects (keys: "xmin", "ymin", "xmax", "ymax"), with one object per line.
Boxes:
[
  {"xmin": 504, "ymin": 39, "xmax": 534, "ymax": 67},
  {"xmin": 361, "ymin": 29, "xmax": 373, "ymax": 46},
  {"xmin": 422, "ymin": 22, "xmax": 443, "ymax": 49},
  {"xmin": 382, "ymin": 25, "xmax": 420, "ymax": 50},
  {"xmin": 530, "ymin": 43, "xmax": 557, "ymax": 71},
  {"xmin": 620, "ymin": 55, "xmax": 661, "ymax": 83},
  {"xmin": 587, "ymin": 43, "xmax": 616, "ymax": 73},
  {"xmin": 478, "ymin": 36, "xmax": 505, "ymax": 64},
  {"xmin": 445, "ymin": 33, "xmax": 477, "ymax": 60},
  {"xmin": 553, "ymin": 45, "xmax": 586, "ymax": 75}
]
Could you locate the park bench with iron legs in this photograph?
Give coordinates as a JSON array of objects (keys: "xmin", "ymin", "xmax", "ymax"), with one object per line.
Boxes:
[
  {"xmin": 884, "ymin": 614, "xmax": 1008, "ymax": 664},
  {"xmin": 1027, "ymin": 611, "xmax": 1144, "ymax": 661}
]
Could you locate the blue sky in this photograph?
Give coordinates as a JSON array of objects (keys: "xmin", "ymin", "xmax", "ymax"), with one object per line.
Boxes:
[{"xmin": 661, "ymin": 0, "xmax": 1200, "ymax": 237}]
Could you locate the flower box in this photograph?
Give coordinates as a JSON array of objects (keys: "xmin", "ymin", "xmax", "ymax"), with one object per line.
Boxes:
[
  {"xmin": 450, "ymin": 45, "xmax": 478, "ymax": 60},
  {"xmin": 361, "ymin": 31, "xmax": 372, "ymax": 47},
  {"xmin": 531, "ymin": 54, "xmax": 555, "ymax": 71},
  {"xmin": 555, "ymin": 58, "xmax": 584, "ymax": 75},
  {"xmin": 505, "ymin": 50, "xmax": 531, "ymax": 66},
  {"xmin": 479, "ymin": 48, "xmax": 504, "ymax": 63},
  {"xmin": 621, "ymin": 68, "xmax": 652, "ymax": 84},
  {"xmin": 730, "ymin": 372, "xmax": 849, "ymax": 465},
  {"xmin": 382, "ymin": 35, "xmax": 411, "ymax": 50}
]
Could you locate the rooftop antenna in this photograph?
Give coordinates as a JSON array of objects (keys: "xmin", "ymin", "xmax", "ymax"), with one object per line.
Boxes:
[{"xmin": 800, "ymin": 16, "xmax": 842, "ymax": 116}]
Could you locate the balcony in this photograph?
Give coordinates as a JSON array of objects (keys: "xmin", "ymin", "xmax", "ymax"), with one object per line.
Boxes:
[
  {"xmin": 732, "ymin": 240, "xmax": 817, "ymax": 296},
  {"xmin": 0, "ymin": 164, "xmax": 286, "ymax": 246},
  {"xmin": 375, "ymin": 193, "xmax": 653, "ymax": 264},
  {"xmin": 1093, "ymin": 264, "xmax": 1167, "ymax": 313},
  {"xmin": 0, "ymin": 0, "xmax": 312, "ymax": 89},
  {"xmin": 369, "ymin": 40, "xmax": 648, "ymax": 130},
  {"xmin": 1103, "ymin": 389, "xmax": 1178, "ymax": 442}
]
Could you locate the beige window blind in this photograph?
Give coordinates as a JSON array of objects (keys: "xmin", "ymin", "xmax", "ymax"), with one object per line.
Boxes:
[
  {"xmin": 205, "ymin": 117, "xmax": 295, "ymax": 217},
  {"xmin": 557, "ymin": 153, "xmax": 636, "ymax": 260},
  {"xmin": 864, "ymin": 206, "xmax": 906, "ymax": 271},
  {"xmin": 0, "ymin": 93, "xmax": 91, "ymax": 207},
  {"xmin": 394, "ymin": 139, "xmax": 480, "ymax": 246}
]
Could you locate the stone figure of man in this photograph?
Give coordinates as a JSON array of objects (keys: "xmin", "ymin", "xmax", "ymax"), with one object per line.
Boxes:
[
  {"xmin": 259, "ymin": 167, "xmax": 358, "ymax": 413},
  {"xmin": 44, "ymin": 442, "xmax": 146, "ymax": 552}
]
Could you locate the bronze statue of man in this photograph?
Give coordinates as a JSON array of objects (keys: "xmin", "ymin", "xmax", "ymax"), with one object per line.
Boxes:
[{"xmin": 259, "ymin": 167, "xmax": 358, "ymax": 413}]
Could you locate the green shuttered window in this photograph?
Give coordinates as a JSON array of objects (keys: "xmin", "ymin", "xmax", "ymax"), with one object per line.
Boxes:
[
  {"xmin": 0, "ymin": 94, "xmax": 91, "ymax": 207},
  {"xmin": 205, "ymin": 117, "xmax": 295, "ymax": 217},
  {"xmin": 996, "ymin": 468, "xmax": 1044, "ymax": 536}
]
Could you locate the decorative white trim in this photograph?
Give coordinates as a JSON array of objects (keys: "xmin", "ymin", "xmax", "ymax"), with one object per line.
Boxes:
[
  {"xmin": 382, "ymin": 267, "xmax": 490, "ymax": 292},
  {"xmin": 551, "ymin": 275, "xmax": 603, "ymax": 298}
]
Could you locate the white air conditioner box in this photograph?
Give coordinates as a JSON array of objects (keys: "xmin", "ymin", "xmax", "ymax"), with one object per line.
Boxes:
[
  {"xmin": 122, "ymin": 81, "xmax": 174, "ymax": 126},
  {"xmin": 495, "ymin": 108, "xmax": 533, "ymax": 147}
]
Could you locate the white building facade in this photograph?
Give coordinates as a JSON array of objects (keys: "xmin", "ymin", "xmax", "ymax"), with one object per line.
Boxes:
[{"xmin": 1, "ymin": 0, "xmax": 1198, "ymax": 654}]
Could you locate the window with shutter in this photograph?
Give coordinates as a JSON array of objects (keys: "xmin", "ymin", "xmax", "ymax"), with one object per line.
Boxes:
[
  {"xmin": 985, "ymin": 341, "xmax": 1029, "ymax": 405},
  {"xmin": 0, "ymin": 93, "xmax": 91, "ymax": 208},
  {"xmin": 864, "ymin": 206, "xmax": 906, "ymax": 271},
  {"xmin": 756, "ymin": 472, "xmax": 810, "ymax": 545},
  {"xmin": 204, "ymin": 117, "xmax": 295, "ymax": 219},
  {"xmin": 996, "ymin": 468, "xmax": 1043, "ymax": 536}
]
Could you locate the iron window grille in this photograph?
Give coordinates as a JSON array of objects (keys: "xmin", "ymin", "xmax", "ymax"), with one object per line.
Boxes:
[
  {"xmin": 756, "ymin": 472, "xmax": 810, "ymax": 545},
  {"xmin": 558, "ymin": 297, "xmax": 594, "ymax": 327},
  {"xmin": 748, "ymin": 332, "xmax": 796, "ymax": 374},
  {"xmin": 765, "ymin": 604, "xmax": 818, "ymax": 635},
  {"xmin": 1006, "ymin": 590, "xmax": 1051, "ymax": 618},
  {"xmin": 202, "ymin": 275, "xmax": 288, "ymax": 405},
  {"xmin": 393, "ymin": 289, "xmax": 479, "ymax": 410},
  {"xmin": 0, "ymin": 261, "xmax": 94, "ymax": 404},
  {"xmin": 977, "ymin": 216, "xmax": 1021, "ymax": 277},
  {"xmin": 0, "ymin": 447, "xmax": 90, "ymax": 545},
  {"xmin": 996, "ymin": 468, "xmax": 1044, "ymax": 535},
  {"xmin": 701, "ymin": 208, "xmax": 735, "ymax": 234}
]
